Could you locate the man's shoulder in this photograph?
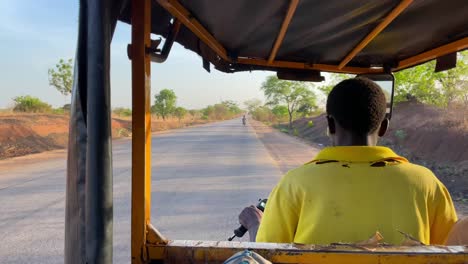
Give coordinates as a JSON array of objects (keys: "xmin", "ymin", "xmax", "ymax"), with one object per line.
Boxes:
[
  {"xmin": 392, "ymin": 161, "xmax": 439, "ymax": 181},
  {"xmin": 279, "ymin": 161, "xmax": 334, "ymax": 185},
  {"xmin": 283, "ymin": 159, "xmax": 439, "ymax": 183}
]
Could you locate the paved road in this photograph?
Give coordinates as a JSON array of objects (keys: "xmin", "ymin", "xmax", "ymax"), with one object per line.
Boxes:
[
  {"xmin": 2, "ymin": 118, "xmax": 465, "ymax": 263},
  {"xmin": 0, "ymin": 119, "xmax": 286, "ymax": 263}
]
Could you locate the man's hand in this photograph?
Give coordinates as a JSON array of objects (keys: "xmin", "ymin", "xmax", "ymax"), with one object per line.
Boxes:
[{"xmin": 239, "ymin": 205, "xmax": 263, "ymax": 241}]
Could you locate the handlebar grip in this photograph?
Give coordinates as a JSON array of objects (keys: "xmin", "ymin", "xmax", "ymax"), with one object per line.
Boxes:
[
  {"xmin": 234, "ymin": 225, "xmax": 248, "ymax": 238},
  {"xmin": 230, "ymin": 199, "xmax": 267, "ymax": 240}
]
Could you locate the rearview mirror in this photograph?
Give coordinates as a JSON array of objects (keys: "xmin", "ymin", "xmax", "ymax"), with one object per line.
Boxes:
[{"xmin": 357, "ymin": 73, "xmax": 395, "ymax": 119}]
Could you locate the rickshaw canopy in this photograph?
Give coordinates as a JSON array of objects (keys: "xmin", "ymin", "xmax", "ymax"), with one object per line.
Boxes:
[
  {"xmin": 65, "ymin": 0, "xmax": 468, "ymax": 263},
  {"xmin": 118, "ymin": 0, "xmax": 468, "ymax": 75}
]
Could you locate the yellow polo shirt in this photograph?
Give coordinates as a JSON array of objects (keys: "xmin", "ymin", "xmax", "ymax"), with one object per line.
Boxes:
[{"xmin": 256, "ymin": 146, "xmax": 457, "ymax": 245}]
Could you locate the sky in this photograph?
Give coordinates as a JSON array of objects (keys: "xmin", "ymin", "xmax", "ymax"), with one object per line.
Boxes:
[{"xmin": 0, "ymin": 0, "xmax": 273, "ymax": 109}]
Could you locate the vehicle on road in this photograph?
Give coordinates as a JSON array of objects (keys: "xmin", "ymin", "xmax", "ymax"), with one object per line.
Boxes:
[{"xmin": 65, "ymin": 0, "xmax": 467, "ymax": 263}]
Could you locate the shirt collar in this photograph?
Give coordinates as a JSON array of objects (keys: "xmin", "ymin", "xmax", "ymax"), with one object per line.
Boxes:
[{"xmin": 312, "ymin": 146, "xmax": 408, "ymax": 163}]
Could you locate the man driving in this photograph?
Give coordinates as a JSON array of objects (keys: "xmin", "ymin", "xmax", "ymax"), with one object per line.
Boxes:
[{"xmin": 239, "ymin": 78, "xmax": 458, "ymax": 245}]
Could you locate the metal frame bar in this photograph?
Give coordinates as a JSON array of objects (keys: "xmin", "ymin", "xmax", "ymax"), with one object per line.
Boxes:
[
  {"xmin": 156, "ymin": 0, "xmax": 466, "ymax": 74},
  {"xmin": 156, "ymin": 0, "xmax": 229, "ymax": 61},
  {"xmin": 150, "ymin": 19, "xmax": 182, "ymax": 63},
  {"xmin": 237, "ymin": 57, "xmax": 384, "ymax": 74},
  {"xmin": 147, "ymin": 240, "xmax": 468, "ymax": 263},
  {"xmin": 338, "ymin": 0, "xmax": 414, "ymax": 69},
  {"xmin": 268, "ymin": 0, "xmax": 299, "ymax": 64},
  {"xmin": 155, "ymin": 0, "xmax": 382, "ymax": 74},
  {"xmin": 131, "ymin": 0, "xmax": 152, "ymax": 262},
  {"xmin": 395, "ymin": 37, "xmax": 468, "ymax": 71}
]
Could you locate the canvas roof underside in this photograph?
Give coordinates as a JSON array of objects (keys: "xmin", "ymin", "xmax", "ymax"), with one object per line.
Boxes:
[{"xmin": 118, "ymin": 0, "xmax": 468, "ymax": 74}]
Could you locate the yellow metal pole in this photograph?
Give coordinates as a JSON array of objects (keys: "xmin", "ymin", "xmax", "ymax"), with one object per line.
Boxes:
[
  {"xmin": 338, "ymin": 0, "xmax": 413, "ymax": 69},
  {"xmin": 396, "ymin": 36, "xmax": 468, "ymax": 71},
  {"xmin": 131, "ymin": 0, "xmax": 152, "ymax": 263},
  {"xmin": 267, "ymin": 0, "xmax": 299, "ymax": 64}
]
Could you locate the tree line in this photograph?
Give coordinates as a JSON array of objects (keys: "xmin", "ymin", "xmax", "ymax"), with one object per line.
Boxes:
[
  {"xmin": 113, "ymin": 89, "xmax": 243, "ymax": 122},
  {"xmin": 10, "ymin": 58, "xmax": 244, "ymax": 121},
  {"xmin": 11, "ymin": 52, "xmax": 467, "ymax": 117},
  {"xmin": 148, "ymin": 89, "xmax": 242, "ymax": 121},
  {"xmin": 247, "ymin": 51, "xmax": 468, "ymax": 129},
  {"xmin": 393, "ymin": 51, "xmax": 468, "ymax": 109},
  {"xmin": 245, "ymin": 76, "xmax": 320, "ymax": 129}
]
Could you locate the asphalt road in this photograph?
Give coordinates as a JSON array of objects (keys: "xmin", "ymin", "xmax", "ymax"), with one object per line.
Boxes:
[
  {"xmin": 2, "ymin": 118, "xmax": 464, "ymax": 263},
  {"xmin": 0, "ymin": 119, "xmax": 285, "ymax": 263}
]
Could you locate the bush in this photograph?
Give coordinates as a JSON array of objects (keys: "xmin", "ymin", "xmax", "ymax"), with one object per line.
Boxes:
[
  {"xmin": 271, "ymin": 105, "xmax": 288, "ymax": 122},
  {"xmin": 63, "ymin": 104, "xmax": 71, "ymax": 111},
  {"xmin": 251, "ymin": 106, "xmax": 275, "ymax": 123},
  {"xmin": 113, "ymin": 107, "xmax": 132, "ymax": 117},
  {"xmin": 188, "ymin": 109, "xmax": 201, "ymax": 119},
  {"xmin": 307, "ymin": 120, "xmax": 314, "ymax": 128},
  {"xmin": 293, "ymin": 128, "xmax": 299, "ymax": 136},
  {"xmin": 174, "ymin": 107, "xmax": 187, "ymax": 122},
  {"xmin": 201, "ymin": 102, "xmax": 241, "ymax": 120},
  {"xmin": 52, "ymin": 108, "xmax": 66, "ymax": 115},
  {"xmin": 13, "ymin": 96, "xmax": 52, "ymax": 113}
]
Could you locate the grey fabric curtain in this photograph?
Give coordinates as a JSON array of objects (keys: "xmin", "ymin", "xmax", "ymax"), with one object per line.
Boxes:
[{"xmin": 65, "ymin": 0, "xmax": 127, "ymax": 263}]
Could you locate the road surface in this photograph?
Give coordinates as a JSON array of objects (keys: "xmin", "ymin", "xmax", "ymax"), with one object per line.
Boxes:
[{"xmin": 0, "ymin": 119, "xmax": 319, "ymax": 263}]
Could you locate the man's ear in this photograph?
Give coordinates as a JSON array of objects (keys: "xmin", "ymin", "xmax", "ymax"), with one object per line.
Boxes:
[
  {"xmin": 378, "ymin": 118, "xmax": 389, "ymax": 137},
  {"xmin": 327, "ymin": 115, "xmax": 336, "ymax": 135}
]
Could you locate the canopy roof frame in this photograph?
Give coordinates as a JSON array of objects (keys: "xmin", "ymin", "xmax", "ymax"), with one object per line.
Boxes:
[
  {"xmin": 267, "ymin": 0, "xmax": 299, "ymax": 64},
  {"xmin": 337, "ymin": 0, "xmax": 414, "ymax": 69},
  {"xmin": 156, "ymin": 0, "xmax": 386, "ymax": 74},
  {"xmin": 396, "ymin": 37, "xmax": 468, "ymax": 71},
  {"xmin": 154, "ymin": 0, "xmax": 468, "ymax": 74}
]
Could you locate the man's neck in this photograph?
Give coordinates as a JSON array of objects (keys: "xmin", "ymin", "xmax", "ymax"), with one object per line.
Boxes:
[{"xmin": 333, "ymin": 134, "xmax": 378, "ymax": 146}]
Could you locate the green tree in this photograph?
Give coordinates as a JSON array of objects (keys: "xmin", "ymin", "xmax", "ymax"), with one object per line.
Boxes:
[
  {"xmin": 459, "ymin": 80, "xmax": 468, "ymax": 107},
  {"xmin": 394, "ymin": 61, "xmax": 440, "ymax": 105},
  {"xmin": 200, "ymin": 101, "xmax": 242, "ymax": 120},
  {"xmin": 250, "ymin": 106, "xmax": 275, "ymax": 123},
  {"xmin": 394, "ymin": 51, "xmax": 468, "ymax": 108},
  {"xmin": 48, "ymin": 58, "xmax": 73, "ymax": 97},
  {"xmin": 433, "ymin": 52, "xmax": 468, "ymax": 108},
  {"xmin": 243, "ymin": 98, "xmax": 262, "ymax": 113},
  {"xmin": 13, "ymin": 95, "xmax": 52, "ymax": 113},
  {"xmin": 271, "ymin": 105, "xmax": 288, "ymax": 122},
  {"xmin": 202, "ymin": 105, "xmax": 215, "ymax": 120},
  {"xmin": 221, "ymin": 100, "xmax": 242, "ymax": 114},
  {"xmin": 152, "ymin": 89, "xmax": 177, "ymax": 120},
  {"xmin": 318, "ymin": 73, "xmax": 352, "ymax": 95},
  {"xmin": 213, "ymin": 103, "xmax": 229, "ymax": 120},
  {"xmin": 296, "ymin": 96, "xmax": 318, "ymax": 117},
  {"xmin": 174, "ymin": 107, "xmax": 187, "ymax": 122},
  {"xmin": 261, "ymin": 76, "xmax": 317, "ymax": 129}
]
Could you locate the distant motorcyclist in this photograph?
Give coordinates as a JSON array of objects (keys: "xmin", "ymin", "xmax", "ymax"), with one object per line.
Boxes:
[{"xmin": 242, "ymin": 115, "xmax": 246, "ymax": 126}]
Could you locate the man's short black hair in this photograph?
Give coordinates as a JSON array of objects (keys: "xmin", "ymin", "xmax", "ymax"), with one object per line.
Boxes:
[{"xmin": 326, "ymin": 77, "xmax": 386, "ymax": 135}]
